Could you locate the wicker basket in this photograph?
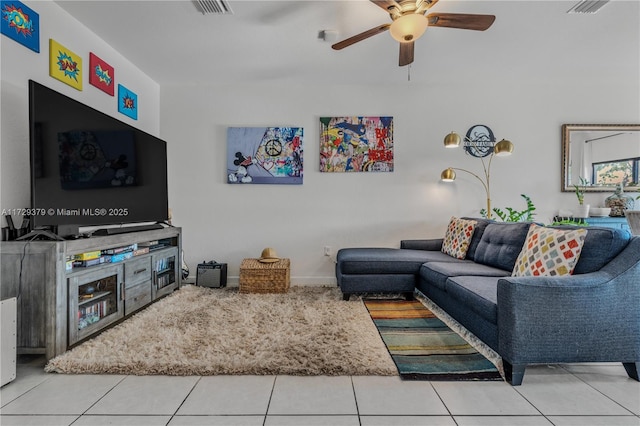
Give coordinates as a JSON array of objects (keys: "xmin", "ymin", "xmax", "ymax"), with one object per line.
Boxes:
[{"xmin": 239, "ymin": 258, "xmax": 290, "ymax": 293}]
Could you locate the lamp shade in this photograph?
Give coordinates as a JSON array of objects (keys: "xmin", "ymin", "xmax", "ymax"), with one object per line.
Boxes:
[
  {"xmin": 493, "ymin": 139, "xmax": 514, "ymax": 156},
  {"xmin": 444, "ymin": 131, "xmax": 461, "ymax": 148},
  {"xmin": 441, "ymin": 168, "xmax": 456, "ymax": 181},
  {"xmin": 389, "ymin": 14, "xmax": 428, "ymax": 43}
]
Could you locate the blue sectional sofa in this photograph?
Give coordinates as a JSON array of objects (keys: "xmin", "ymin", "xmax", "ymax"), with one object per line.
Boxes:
[{"xmin": 335, "ymin": 219, "xmax": 640, "ymax": 385}]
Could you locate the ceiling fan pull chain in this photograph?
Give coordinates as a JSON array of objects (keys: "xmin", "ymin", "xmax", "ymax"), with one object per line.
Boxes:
[{"xmin": 407, "ymin": 64, "xmax": 411, "ymax": 81}]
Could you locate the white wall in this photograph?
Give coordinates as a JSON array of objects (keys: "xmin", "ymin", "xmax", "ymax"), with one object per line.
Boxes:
[
  {"xmin": 162, "ymin": 76, "xmax": 639, "ymax": 284},
  {"xmin": 1, "ymin": 1, "xmax": 160, "ymax": 224},
  {"xmin": 2, "ymin": 1, "xmax": 638, "ymax": 285}
]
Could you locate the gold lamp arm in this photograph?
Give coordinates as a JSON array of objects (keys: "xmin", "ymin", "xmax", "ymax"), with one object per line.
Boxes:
[
  {"xmin": 464, "ymin": 136, "xmax": 493, "ymax": 217},
  {"xmin": 484, "ymin": 151, "xmax": 493, "ymax": 215},
  {"xmin": 447, "ymin": 167, "xmax": 492, "ymax": 218},
  {"xmin": 447, "ymin": 167, "xmax": 488, "ymax": 193}
]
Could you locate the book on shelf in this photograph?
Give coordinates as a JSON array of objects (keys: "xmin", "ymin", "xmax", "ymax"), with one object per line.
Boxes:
[
  {"xmin": 133, "ymin": 247, "xmax": 150, "ymax": 256},
  {"xmin": 78, "ymin": 299, "xmax": 109, "ymax": 329},
  {"xmin": 138, "ymin": 240, "xmax": 159, "ymax": 247},
  {"xmin": 157, "ymin": 273, "xmax": 175, "ymax": 289},
  {"xmin": 101, "ymin": 243, "xmax": 138, "ymax": 255},
  {"xmin": 146, "ymin": 238, "xmax": 174, "ymax": 251},
  {"xmin": 73, "ymin": 250, "xmax": 101, "ymax": 261},
  {"xmin": 108, "ymin": 251, "xmax": 134, "ymax": 263},
  {"xmin": 155, "ymin": 257, "xmax": 175, "ymax": 272},
  {"xmin": 72, "ymin": 257, "xmax": 104, "ymax": 268}
]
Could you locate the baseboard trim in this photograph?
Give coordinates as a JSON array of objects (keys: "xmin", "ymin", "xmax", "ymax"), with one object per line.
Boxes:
[{"xmin": 186, "ymin": 276, "xmax": 337, "ymax": 287}]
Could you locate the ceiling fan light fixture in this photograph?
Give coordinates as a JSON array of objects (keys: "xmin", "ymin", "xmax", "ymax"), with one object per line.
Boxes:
[{"xmin": 389, "ymin": 14, "xmax": 428, "ymax": 43}]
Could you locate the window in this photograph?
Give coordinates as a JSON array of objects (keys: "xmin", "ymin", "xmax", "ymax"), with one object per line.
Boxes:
[{"xmin": 593, "ymin": 158, "xmax": 639, "ymax": 186}]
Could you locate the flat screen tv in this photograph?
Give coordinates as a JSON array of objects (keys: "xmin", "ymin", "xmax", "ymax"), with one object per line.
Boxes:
[{"xmin": 28, "ymin": 80, "xmax": 168, "ymax": 233}]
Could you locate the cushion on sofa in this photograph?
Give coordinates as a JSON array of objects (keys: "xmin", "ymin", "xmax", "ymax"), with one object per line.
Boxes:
[
  {"xmin": 461, "ymin": 217, "xmax": 492, "ymax": 262},
  {"xmin": 420, "ymin": 261, "xmax": 510, "ymax": 291},
  {"xmin": 441, "ymin": 217, "xmax": 478, "ymax": 259},
  {"xmin": 444, "ymin": 276, "xmax": 499, "ymax": 323},
  {"xmin": 400, "ymin": 239, "xmax": 444, "ymax": 251},
  {"xmin": 337, "ymin": 248, "xmax": 459, "ymax": 275},
  {"xmin": 512, "ymin": 224, "xmax": 587, "ymax": 277},
  {"xmin": 550, "ymin": 226, "xmax": 631, "ymax": 274},
  {"xmin": 473, "ymin": 222, "xmax": 532, "ymax": 271}
]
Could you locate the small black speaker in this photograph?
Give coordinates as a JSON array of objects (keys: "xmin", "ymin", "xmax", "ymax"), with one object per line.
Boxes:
[{"xmin": 196, "ymin": 261, "xmax": 227, "ymax": 288}]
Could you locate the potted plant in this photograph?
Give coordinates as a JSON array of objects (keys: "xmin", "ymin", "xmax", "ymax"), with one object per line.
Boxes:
[
  {"xmin": 573, "ymin": 177, "xmax": 590, "ymax": 218},
  {"xmin": 480, "ymin": 194, "xmax": 536, "ymax": 222}
]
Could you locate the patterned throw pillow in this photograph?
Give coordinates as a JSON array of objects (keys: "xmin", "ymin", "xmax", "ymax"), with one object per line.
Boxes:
[
  {"xmin": 441, "ymin": 217, "xmax": 478, "ymax": 259},
  {"xmin": 512, "ymin": 224, "xmax": 587, "ymax": 277}
]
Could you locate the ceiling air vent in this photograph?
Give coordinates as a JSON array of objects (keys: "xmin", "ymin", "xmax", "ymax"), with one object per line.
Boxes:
[
  {"xmin": 567, "ymin": 0, "xmax": 609, "ymax": 14},
  {"xmin": 194, "ymin": 0, "xmax": 233, "ymax": 15}
]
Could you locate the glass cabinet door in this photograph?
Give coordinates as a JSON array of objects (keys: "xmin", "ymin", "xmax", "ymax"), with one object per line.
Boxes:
[
  {"xmin": 68, "ymin": 264, "xmax": 124, "ymax": 345},
  {"xmin": 152, "ymin": 247, "xmax": 179, "ymax": 300}
]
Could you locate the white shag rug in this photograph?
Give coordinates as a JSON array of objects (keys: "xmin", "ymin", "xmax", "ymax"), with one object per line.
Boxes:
[{"xmin": 45, "ymin": 285, "xmax": 397, "ymax": 376}]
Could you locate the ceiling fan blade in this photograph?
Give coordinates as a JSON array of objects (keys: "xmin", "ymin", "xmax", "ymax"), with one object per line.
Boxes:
[
  {"xmin": 427, "ymin": 13, "xmax": 496, "ymax": 31},
  {"xmin": 370, "ymin": 0, "xmax": 401, "ymax": 13},
  {"xmin": 399, "ymin": 41, "xmax": 415, "ymax": 67},
  {"xmin": 331, "ymin": 24, "xmax": 391, "ymax": 50}
]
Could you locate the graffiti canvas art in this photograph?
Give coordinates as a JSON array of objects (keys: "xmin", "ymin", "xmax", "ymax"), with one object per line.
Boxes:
[
  {"xmin": 227, "ymin": 127, "xmax": 303, "ymax": 185},
  {"xmin": 319, "ymin": 116, "xmax": 394, "ymax": 173},
  {"xmin": 89, "ymin": 52, "xmax": 115, "ymax": 96},
  {"xmin": 1, "ymin": 0, "xmax": 39, "ymax": 52},
  {"xmin": 117, "ymin": 84, "xmax": 137, "ymax": 120},
  {"xmin": 49, "ymin": 39, "xmax": 82, "ymax": 90}
]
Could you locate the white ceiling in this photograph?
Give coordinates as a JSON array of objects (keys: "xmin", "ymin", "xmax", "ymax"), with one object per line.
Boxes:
[{"xmin": 55, "ymin": 0, "xmax": 640, "ymax": 86}]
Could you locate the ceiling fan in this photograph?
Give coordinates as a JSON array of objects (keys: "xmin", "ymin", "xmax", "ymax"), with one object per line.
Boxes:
[{"xmin": 331, "ymin": 0, "xmax": 495, "ymax": 67}]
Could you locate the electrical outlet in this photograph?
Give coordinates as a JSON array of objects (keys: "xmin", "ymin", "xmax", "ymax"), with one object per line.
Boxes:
[{"xmin": 324, "ymin": 246, "xmax": 331, "ymax": 256}]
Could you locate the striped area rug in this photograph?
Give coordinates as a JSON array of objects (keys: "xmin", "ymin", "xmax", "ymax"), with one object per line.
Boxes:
[{"xmin": 364, "ymin": 299, "xmax": 503, "ymax": 381}]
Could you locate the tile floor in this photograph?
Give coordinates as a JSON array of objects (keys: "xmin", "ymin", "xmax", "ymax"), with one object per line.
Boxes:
[{"xmin": 1, "ymin": 356, "xmax": 638, "ymax": 426}]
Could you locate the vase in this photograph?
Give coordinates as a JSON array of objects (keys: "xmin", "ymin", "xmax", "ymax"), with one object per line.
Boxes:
[
  {"xmin": 574, "ymin": 204, "xmax": 590, "ymax": 218},
  {"xmin": 605, "ymin": 184, "xmax": 634, "ymax": 217},
  {"xmin": 625, "ymin": 211, "xmax": 640, "ymax": 236}
]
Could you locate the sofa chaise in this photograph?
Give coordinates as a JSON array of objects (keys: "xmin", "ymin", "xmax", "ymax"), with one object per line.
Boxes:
[{"xmin": 335, "ymin": 218, "xmax": 640, "ymax": 385}]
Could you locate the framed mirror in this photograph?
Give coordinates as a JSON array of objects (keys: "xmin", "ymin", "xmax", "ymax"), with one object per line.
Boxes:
[{"xmin": 562, "ymin": 124, "xmax": 640, "ymax": 192}]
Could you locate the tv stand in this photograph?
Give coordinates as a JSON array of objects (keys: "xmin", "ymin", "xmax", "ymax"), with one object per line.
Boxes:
[
  {"xmin": 1, "ymin": 227, "xmax": 182, "ymax": 359},
  {"xmin": 91, "ymin": 223, "xmax": 164, "ymax": 236}
]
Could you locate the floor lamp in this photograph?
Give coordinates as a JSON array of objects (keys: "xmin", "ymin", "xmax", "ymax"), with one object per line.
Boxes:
[{"xmin": 440, "ymin": 131, "xmax": 514, "ymax": 220}]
